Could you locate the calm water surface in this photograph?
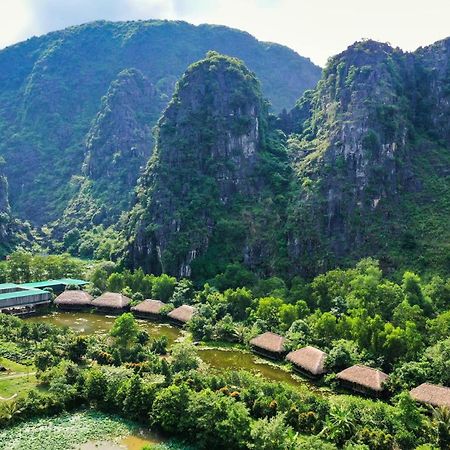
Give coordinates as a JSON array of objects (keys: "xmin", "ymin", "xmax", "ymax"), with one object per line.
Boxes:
[
  {"xmin": 26, "ymin": 311, "xmax": 182, "ymax": 345},
  {"xmin": 198, "ymin": 348, "xmax": 321, "ymax": 391}
]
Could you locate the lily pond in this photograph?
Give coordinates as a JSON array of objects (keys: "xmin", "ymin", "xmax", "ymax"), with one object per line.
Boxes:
[{"xmin": 0, "ymin": 410, "xmax": 166, "ymax": 450}]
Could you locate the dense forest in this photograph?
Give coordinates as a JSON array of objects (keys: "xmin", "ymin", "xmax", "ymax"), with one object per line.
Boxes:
[
  {"xmin": 2, "ymin": 30, "xmax": 449, "ymax": 280},
  {"xmin": 125, "ymin": 43, "xmax": 450, "ymax": 280},
  {"xmin": 0, "ymin": 18, "xmax": 449, "ymax": 450}
]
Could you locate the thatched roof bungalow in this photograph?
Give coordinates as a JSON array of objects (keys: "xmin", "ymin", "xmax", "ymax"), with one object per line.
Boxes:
[
  {"xmin": 91, "ymin": 292, "xmax": 131, "ymax": 313},
  {"xmin": 167, "ymin": 304, "xmax": 196, "ymax": 326},
  {"xmin": 336, "ymin": 365, "xmax": 389, "ymax": 397},
  {"xmin": 131, "ymin": 299, "xmax": 165, "ymax": 320},
  {"xmin": 286, "ymin": 346, "xmax": 327, "ymax": 377},
  {"xmin": 410, "ymin": 383, "xmax": 450, "ymax": 408},
  {"xmin": 54, "ymin": 290, "xmax": 93, "ymax": 310},
  {"xmin": 249, "ymin": 332, "xmax": 286, "ymax": 360}
]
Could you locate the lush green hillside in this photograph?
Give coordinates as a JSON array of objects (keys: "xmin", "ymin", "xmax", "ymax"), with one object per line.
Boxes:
[
  {"xmin": 1, "ymin": 23, "xmax": 448, "ymax": 280},
  {"xmin": 0, "ymin": 20, "xmax": 320, "ymax": 226}
]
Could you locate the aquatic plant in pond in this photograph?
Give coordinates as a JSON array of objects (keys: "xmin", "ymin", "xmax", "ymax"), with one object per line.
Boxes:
[{"xmin": 0, "ymin": 410, "xmax": 137, "ymax": 450}]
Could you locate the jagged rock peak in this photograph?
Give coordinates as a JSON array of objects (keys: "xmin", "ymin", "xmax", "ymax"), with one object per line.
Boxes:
[
  {"xmin": 126, "ymin": 52, "xmax": 271, "ymax": 277},
  {"xmin": 284, "ymin": 37, "xmax": 450, "ymax": 276},
  {"xmin": 83, "ymin": 68, "xmax": 157, "ymax": 181}
]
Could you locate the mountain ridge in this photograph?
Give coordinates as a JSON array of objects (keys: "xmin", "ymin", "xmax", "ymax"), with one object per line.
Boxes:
[{"xmin": 0, "ymin": 19, "xmax": 321, "ymax": 226}]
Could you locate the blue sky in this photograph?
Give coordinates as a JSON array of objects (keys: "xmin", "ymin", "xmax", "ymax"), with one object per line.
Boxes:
[{"xmin": 1, "ymin": 0, "xmax": 449, "ymax": 66}]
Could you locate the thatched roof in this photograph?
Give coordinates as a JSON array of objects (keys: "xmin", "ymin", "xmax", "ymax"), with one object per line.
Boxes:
[
  {"xmin": 131, "ymin": 299, "xmax": 165, "ymax": 315},
  {"xmin": 286, "ymin": 346, "xmax": 327, "ymax": 375},
  {"xmin": 249, "ymin": 332, "xmax": 286, "ymax": 354},
  {"xmin": 167, "ymin": 304, "xmax": 196, "ymax": 323},
  {"xmin": 54, "ymin": 290, "xmax": 93, "ymax": 306},
  {"xmin": 410, "ymin": 383, "xmax": 450, "ymax": 408},
  {"xmin": 336, "ymin": 365, "xmax": 388, "ymax": 392},
  {"xmin": 91, "ymin": 292, "xmax": 131, "ymax": 309}
]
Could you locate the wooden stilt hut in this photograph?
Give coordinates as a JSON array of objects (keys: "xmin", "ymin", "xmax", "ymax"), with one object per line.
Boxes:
[
  {"xmin": 249, "ymin": 332, "xmax": 286, "ymax": 360},
  {"xmin": 286, "ymin": 346, "xmax": 327, "ymax": 377},
  {"xmin": 54, "ymin": 290, "xmax": 93, "ymax": 310},
  {"xmin": 167, "ymin": 304, "xmax": 196, "ymax": 327},
  {"xmin": 336, "ymin": 365, "xmax": 389, "ymax": 397},
  {"xmin": 410, "ymin": 383, "xmax": 450, "ymax": 408}
]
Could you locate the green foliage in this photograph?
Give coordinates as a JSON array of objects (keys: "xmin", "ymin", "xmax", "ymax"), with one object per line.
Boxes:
[
  {"xmin": 110, "ymin": 313, "xmax": 140, "ymax": 360},
  {"xmin": 170, "ymin": 343, "xmax": 199, "ymax": 373},
  {"xmin": 151, "ymin": 384, "xmax": 191, "ymax": 433},
  {"xmin": 0, "ymin": 20, "xmax": 320, "ymax": 233},
  {"xmin": 250, "ymin": 413, "xmax": 299, "ymax": 449},
  {"xmin": 152, "ymin": 274, "xmax": 177, "ymax": 302},
  {"xmin": 1, "ymin": 251, "xmax": 86, "ymax": 284}
]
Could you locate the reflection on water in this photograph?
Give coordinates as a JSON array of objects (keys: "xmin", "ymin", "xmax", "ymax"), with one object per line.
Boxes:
[
  {"xmin": 120, "ymin": 430, "xmax": 164, "ymax": 450},
  {"xmin": 26, "ymin": 311, "xmax": 182, "ymax": 346}
]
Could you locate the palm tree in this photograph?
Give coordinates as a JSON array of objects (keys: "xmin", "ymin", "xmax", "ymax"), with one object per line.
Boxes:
[
  {"xmin": 232, "ymin": 324, "xmax": 247, "ymax": 343},
  {"xmin": 432, "ymin": 406, "xmax": 450, "ymax": 449},
  {"xmin": 320, "ymin": 404, "xmax": 356, "ymax": 445}
]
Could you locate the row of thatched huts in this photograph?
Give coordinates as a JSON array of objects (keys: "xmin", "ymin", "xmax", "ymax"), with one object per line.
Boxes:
[
  {"xmin": 54, "ymin": 292, "xmax": 450, "ymax": 408},
  {"xmin": 54, "ymin": 291, "xmax": 196, "ymax": 326},
  {"xmin": 132, "ymin": 299, "xmax": 196, "ymax": 326},
  {"xmin": 249, "ymin": 331, "xmax": 450, "ymax": 407}
]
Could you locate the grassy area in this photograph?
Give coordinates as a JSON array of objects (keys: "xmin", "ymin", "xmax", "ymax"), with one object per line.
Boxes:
[
  {"xmin": 0, "ymin": 357, "xmax": 31, "ymax": 373},
  {"xmin": 0, "ymin": 410, "xmax": 140, "ymax": 450},
  {"xmin": 0, "ymin": 374, "xmax": 37, "ymax": 399},
  {"xmin": 0, "ymin": 357, "xmax": 36, "ymax": 399}
]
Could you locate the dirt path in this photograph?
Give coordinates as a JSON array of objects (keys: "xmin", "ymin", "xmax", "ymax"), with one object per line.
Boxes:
[
  {"xmin": 0, "ymin": 371, "xmax": 35, "ymax": 380},
  {"xmin": 0, "ymin": 393, "xmax": 17, "ymax": 401}
]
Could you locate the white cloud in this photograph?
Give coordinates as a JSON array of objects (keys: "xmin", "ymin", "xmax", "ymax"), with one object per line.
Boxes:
[
  {"xmin": 0, "ymin": 2, "xmax": 32, "ymax": 49},
  {"xmin": 2, "ymin": 0, "xmax": 450, "ymax": 65}
]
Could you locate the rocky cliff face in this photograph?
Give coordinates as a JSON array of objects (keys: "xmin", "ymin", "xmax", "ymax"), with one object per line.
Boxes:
[
  {"xmin": 57, "ymin": 68, "xmax": 162, "ymax": 232},
  {"xmin": 0, "ymin": 167, "xmax": 9, "ymax": 215},
  {"xmin": 286, "ymin": 39, "xmax": 450, "ymax": 275},
  {"xmin": 125, "ymin": 40, "xmax": 450, "ymax": 280},
  {"xmin": 126, "ymin": 52, "xmax": 289, "ymax": 279},
  {"xmin": 414, "ymin": 38, "xmax": 450, "ymax": 143}
]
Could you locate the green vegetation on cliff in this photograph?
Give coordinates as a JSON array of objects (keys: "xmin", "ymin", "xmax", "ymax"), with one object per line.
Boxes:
[
  {"xmin": 126, "ymin": 52, "xmax": 291, "ymax": 280},
  {"xmin": 0, "ymin": 20, "xmax": 320, "ymax": 226},
  {"xmin": 284, "ymin": 39, "xmax": 450, "ymax": 277},
  {"xmin": 125, "ymin": 40, "xmax": 450, "ymax": 280}
]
